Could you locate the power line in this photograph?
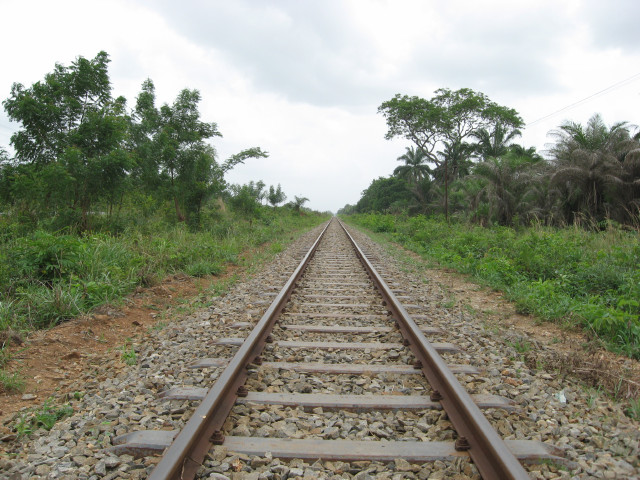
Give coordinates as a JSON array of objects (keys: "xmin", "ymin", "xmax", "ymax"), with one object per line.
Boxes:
[{"xmin": 526, "ymin": 71, "xmax": 640, "ymax": 127}]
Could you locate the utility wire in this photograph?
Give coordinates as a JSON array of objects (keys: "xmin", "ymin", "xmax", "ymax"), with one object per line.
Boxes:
[{"xmin": 526, "ymin": 71, "xmax": 640, "ymax": 127}]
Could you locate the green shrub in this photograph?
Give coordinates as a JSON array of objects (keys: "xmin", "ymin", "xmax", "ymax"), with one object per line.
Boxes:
[
  {"xmin": 0, "ymin": 208, "xmax": 329, "ymax": 335},
  {"xmin": 347, "ymin": 213, "xmax": 640, "ymax": 358}
]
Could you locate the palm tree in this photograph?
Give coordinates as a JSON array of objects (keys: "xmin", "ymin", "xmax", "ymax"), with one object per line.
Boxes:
[
  {"xmin": 292, "ymin": 195, "xmax": 309, "ymax": 214},
  {"xmin": 473, "ymin": 152, "xmax": 541, "ymax": 225},
  {"xmin": 548, "ymin": 114, "xmax": 635, "ymax": 162},
  {"xmin": 434, "ymin": 140, "xmax": 475, "ymax": 221},
  {"xmin": 547, "ymin": 114, "xmax": 637, "ymax": 224},
  {"xmin": 394, "ymin": 146, "xmax": 431, "ymax": 210},
  {"xmin": 472, "ymin": 123, "xmax": 522, "ymax": 161},
  {"xmin": 508, "ymin": 144, "xmax": 543, "ymax": 161},
  {"xmin": 393, "ymin": 146, "xmax": 431, "ymax": 186},
  {"xmin": 550, "ymin": 150, "xmax": 624, "ymax": 224}
]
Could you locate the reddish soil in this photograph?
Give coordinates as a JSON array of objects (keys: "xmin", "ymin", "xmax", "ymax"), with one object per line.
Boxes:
[{"xmin": 0, "ymin": 273, "xmax": 217, "ymax": 427}]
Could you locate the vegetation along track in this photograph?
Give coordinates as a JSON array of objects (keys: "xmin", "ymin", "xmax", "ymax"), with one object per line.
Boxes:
[{"xmin": 113, "ymin": 218, "xmax": 565, "ymax": 479}]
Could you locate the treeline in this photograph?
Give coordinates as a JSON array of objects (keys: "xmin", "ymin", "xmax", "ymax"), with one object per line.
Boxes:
[
  {"xmin": 0, "ymin": 51, "xmax": 313, "ymax": 233},
  {"xmin": 340, "ymin": 88, "xmax": 640, "ymax": 228}
]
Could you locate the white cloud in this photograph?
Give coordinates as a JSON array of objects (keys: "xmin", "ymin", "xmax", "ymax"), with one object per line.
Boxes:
[{"xmin": 1, "ymin": 0, "xmax": 639, "ymax": 212}]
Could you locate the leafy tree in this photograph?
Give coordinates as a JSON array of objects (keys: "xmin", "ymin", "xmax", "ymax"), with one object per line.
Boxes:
[
  {"xmin": 3, "ymin": 51, "xmax": 131, "ymax": 229},
  {"xmin": 379, "ymin": 88, "xmax": 523, "ymax": 220},
  {"xmin": 131, "ymin": 81, "xmax": 221, "ymax": 222},
  {"xmin": 130, "ymin": 79, "xmax": 267, "ymax": 225},
  {"xmin": 229, "ymin": 181, "xmax": 265, "ymax": 218},
  {"xmin": 0, "ymin": 148, "xmax": 10, "ymax": 200},
  {"xmin": 267, "ymin": 184, "xmax": 287, "ymax": 207},
  {"xmin": 355, "ymin": 176, "xmax": 413, "ymax": 213},
  {"xmin": 337, "ymin": 204, "xmax": 357, "ymax": 215}
]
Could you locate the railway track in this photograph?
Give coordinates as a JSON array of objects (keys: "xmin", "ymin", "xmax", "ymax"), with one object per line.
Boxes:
[{"xmin": 113, "ymin": 218, "xmax": 565, "ymax": 479}]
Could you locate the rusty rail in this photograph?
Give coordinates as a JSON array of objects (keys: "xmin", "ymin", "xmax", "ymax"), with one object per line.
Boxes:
[
  {"xmin": 147, "ymin": 220, "xmax": 331, "ymax": 480},
  {"xmin": 337, "ymin": 218, "xmax": 530, "ymax": 479}
]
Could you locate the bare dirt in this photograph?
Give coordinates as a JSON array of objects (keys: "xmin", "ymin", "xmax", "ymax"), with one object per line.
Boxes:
[{"xmin": 0, "ymin": 273, "xmax": 219, "ymax": 427}]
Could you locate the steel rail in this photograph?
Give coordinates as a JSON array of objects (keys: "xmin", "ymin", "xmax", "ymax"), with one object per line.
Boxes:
[
  {"xmin": 337, "ymin": 218, "xmax": 530, "ymax": 480},
  {"xmin": 147, "ymin": 220, "xmax": 332, "ymax": 480}
]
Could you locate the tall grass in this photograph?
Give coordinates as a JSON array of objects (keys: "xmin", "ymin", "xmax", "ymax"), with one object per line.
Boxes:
[
  {"xmin": 347, "ymin": 213, "xmax": 640, "ymax": 358},
  {"xmin": 0, "ymin": 210, "xmax": 327, "ymax": 333}
]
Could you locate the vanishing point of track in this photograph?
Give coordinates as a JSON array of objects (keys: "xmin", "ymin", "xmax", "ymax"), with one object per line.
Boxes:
[{"xmin": 113, "ymin": 218, "xmax": 564, "ymax": 479}]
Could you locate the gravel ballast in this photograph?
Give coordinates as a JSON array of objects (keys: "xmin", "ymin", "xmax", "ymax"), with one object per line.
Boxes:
[{"xmin": 0, "ymin": 220, "xmax": 637, "ymax": 479}]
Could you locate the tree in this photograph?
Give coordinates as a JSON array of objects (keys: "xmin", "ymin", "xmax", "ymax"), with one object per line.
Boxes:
[
  {"xmin": 355, "ymin": 176, "xmax": 413, "ymax": 213},
  {"xmin": 130, "ymin": 79, "xmax": 268, "ymax": 225},
  {"xmin": 3, "ymin": 51, "xmax": 132, "ymax": 229},
  {"xmin": 393, "ymin": 146, "xmax": 431, "ymax": 186},
  {"xmin": 473, "ymin": 152, "xmax": 540, "ymax": 225},
  {"xmin": 548, "ymin": 114, "xmax": 635, "ymax": 162},
  {"xmin": 229, "ymin": 181, "xmax": 266, "ymax": 218},
  {"xmin": 550, "ymin": 150, "xmax": 624, "ymax": 224},
  {"xmin": 291, "ymin": 196, "xmax": 309, "ymax": 214},
  {"xmin": 132, "ymin": 82, "xmax": 222, "ymax": 222},
  {"xmin": 393, "ymin": 146, "xmax": 431, "ymax": 207},
  {"xmin": 621, "ymin": 148, "xmax": 640, "ymax": 219},
  {"xmin": 267, "ymin": 184, "xmax": 287, "ymax": 207},
  {"xmin": 434, "ymin": 139, "xmax": 475, "ymax": 216},
  {"xmin": 472, "ymin": 123, "xmax": 522, "ymax": 161},
  {"xmin": 379, "ymin": 88, "xmax": 523, "ymax": 220},
  {"xmin": 547, "ymin": 114, "xmax": 638, "ymax": 224}
]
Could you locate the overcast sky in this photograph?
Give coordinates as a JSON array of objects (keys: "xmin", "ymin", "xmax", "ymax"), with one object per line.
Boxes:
[{"xmin": 1, "ymin": 0, "xmax": 639, "ymax": 212}]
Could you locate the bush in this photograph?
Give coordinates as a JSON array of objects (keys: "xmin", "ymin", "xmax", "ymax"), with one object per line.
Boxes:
[
  {"xmin": 0, "ymin": 208, "xmax": 329, "ymax": 335},
  {"xmin": 346, "ymin": 213, "xmax": 640, "ymax": 358}
]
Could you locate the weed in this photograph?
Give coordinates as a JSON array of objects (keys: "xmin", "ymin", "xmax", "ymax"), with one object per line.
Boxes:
[
  {"xmin": 482, "ymin": 322, "xmax": 501, "ymax": 335},
  {"xmin": 120, "ymin": 341, "xmax": 137, "ymax": 366},
  {"xmin": 0, "ymin": 370, "xmax": 25, "ymax": 393},
  {"xmin": 537, "ymin": 458, "xmax": 568, "ymax": 471},
  {"xmin": 208, "ymin": 275, "xmax": 238, "ymax": 297},
  {"xmin": 149, "ymin": 321, "xmax": 167, "ymax": 332},
  {"xmin": 584, "ymin": 386, "xmax": 603, "ymax": 409},
  {"xmin": 15, "ymin": 399, "xmax": 73, "ymax": 436},
  {"xmin": 626, "ymin": 398, "xmax": 640, "ymax": 420},
  {"xmin": 270, "ymin": 242, "xmax": 283, "ymax": 254},
  {"xmin": 463, "ymin": 304, "xmax": 477, "ymax": 316},
  {"xmin": 507, "ymin": 338, "xmax": 532, "ymax": 354},
  {"xmin": 441, "ymin": 297, "xmax": 456, "ymax": 309},
  {"xmin": 0, "ymin": 211, "xmax": 328, "ymax": 340}
]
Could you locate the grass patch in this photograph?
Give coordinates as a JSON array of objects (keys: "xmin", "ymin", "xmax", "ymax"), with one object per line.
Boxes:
[
  {"xmin": 15, "ymin": 399, "xmax": 73, "ymax": 436},
  {"xmin": 507, "ymin": 338, "xmax": 532, "ymax": 354},
  {"xmin": 346, "ymin": 213, "xmax": 640, "ymax": 359},
  {"xmin": 120, "ymin": 340, "xmax": 137, "ymax": 366},
  {"xmin": 0, "ymin": 210, "xmax": 328, "ymax": 336},
  {"xmin": 0, "ymin": 370, "xmax": 25, "ymax": 393},
  {"xmin": 626, "ymin": 398, "xmax": 640, "ymax": 420}
]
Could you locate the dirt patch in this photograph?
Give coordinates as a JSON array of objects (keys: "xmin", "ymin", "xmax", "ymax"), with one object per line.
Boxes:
[{"xmin": 0, "ymin": 272, "xmax": 223, "ymax": 426}]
